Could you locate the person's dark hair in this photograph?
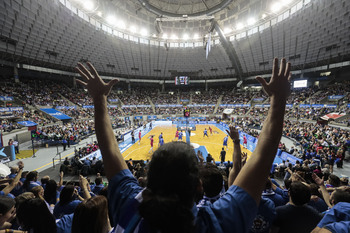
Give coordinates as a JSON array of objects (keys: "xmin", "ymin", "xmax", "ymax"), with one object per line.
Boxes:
[
  {"xmin": 199, "ymin": 165, "xmax": 223, "ymax": 198},
  {"xmin": 72, "ymin": 195, "xmax": 109, "ymax": 233},
  {"xmin": 309, "ymin": 183, "xmax": 322, "ymax": 198},
  {"xmin": 0, "ymin": 196, "xmax": 15, "ymax": 215},
  {"xmin": 139, "ymin": 142, "xmax": 199, "ymax": 233},
  {"xmin": 95, "ymin": 177, "xmax": 103, "ymax": 185},
  {"xmin": 289, "ymin": 182, "xmax": 311, "ymax": 206},
  {"xmin": 14, "ymin": 192, "xmax": 35, "ymax": 210},
  {"xmin": 328, "ymin": 174, "xmax": 341, "ymax": 187},
  {"xmin": 331, "ymin": 189, "xmax": 350, "ymax": 205},
  {"xmin": 23, "ymin": 171, "xmax": 38, "ymax": 191},
  {"xmin": 17, "ymin": 198, "xmax": 57, "ymax": 233},
  {"xmin": 59, "ymin": 185, "xmax": 75, "ymax": 206},
  {"xmin": 44, "ymin": 180, "xmax": 58, "ymax": 204}
]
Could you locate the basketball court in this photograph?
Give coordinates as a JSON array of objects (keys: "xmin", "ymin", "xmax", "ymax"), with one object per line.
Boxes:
[{"xmin": 121, "ymin": 124, "xmax": 252, "ymax": 162}]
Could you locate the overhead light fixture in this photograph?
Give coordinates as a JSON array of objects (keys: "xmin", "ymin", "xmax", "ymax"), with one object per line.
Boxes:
[
  {"xmin": 224, "ymin": 28, "xmax": 232, "ymax": 34},
  {"xmin": 162, "ymin": 34, "xmax": 168, "ymax": 39},
  {"xmin": 140, "ymin": 28, "xmax": 148, "ymax": 36},
  {"xmin": 262, "ymin": 13, "xmax": 267, "ymax": 19},
  {"xmin": 247, "ymin": 18, "xmax": 256, "ymax": 26},
  {"xmin": 117, "ymin": 20, "xmax": 126, "ymax": 30},
  {"xmin": 106, "ymin": 15, "xmax": 117, "ymax": 25},
  {"xmin": 152, "ymin": 33, "xmax": 157, "ymax": 37},
  {"xmin": 97, "ymin": 11, "xmax": 102, "ymax": 17},
  {"xmin": 130, "ymin": 26, "xmax": 137, "ymax": 33},
  {"xmin": 183, "ymin": 34, "xmax": 189, "ymax": 40},
  {"xmin": 171, "ymin": 34, "xmax": 178, "ymax": 40},
  {"xmin": 236, "ymin": 23, "xmax": 244, "ymax": 30},
  {"xmin": 83, "ymin": 1, "xmax": 94, "ymax": 11},
  {"xmin": 193, "ymin": 34, "xmax": 199, "ymax": 39},
  {"xmin": 271, "ymin": 2, "xmax": 282, "ymax": 13}
]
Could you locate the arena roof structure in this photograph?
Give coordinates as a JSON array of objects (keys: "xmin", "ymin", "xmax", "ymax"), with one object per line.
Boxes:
[{"xmin": 0, "ymin": 0, "xmax": 349, "ymax": 82}]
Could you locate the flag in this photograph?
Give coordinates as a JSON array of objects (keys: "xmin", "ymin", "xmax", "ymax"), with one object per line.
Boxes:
[{"xmin": 206, "ymin": 32, "xmax": 211, "ymax": 59}]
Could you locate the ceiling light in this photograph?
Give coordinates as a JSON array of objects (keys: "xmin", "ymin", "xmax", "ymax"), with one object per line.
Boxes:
[
  {"xmin": 117, "ymin": 20, "xmax": 126, "ymax": 30},
  {"xmin": 162, "ymin": 34, "xmax": 168, "ymax": 39},
  {"xmin": 183, "ymin": 34, "xmax": 189, "ymax": 40},
  {"xmin": 262, "ymin": 13, "xmax": 267, "ymax": 19},
  {"xmin": 271, "ymin": 2, "xmax": 282, "ymax": 13},
  {"xmin": 106, "ymin": 15, "xmax": 117, "ymax": 25},
  {"xmin": 140, "ymin": 28, "xmax": 148, "ymax": 36},
  {"xmin": 171, "ymin": 34, "xmax": 178, "ymax": 40},
  {"xmin": 247, "ymin": 18, "xmax": 256, "ymax": 26},
  {"xmin": 224, "ymin": 28, "xmax": 232, "ymax": 34},
  {"xmin": 236, "ymin": 23, "xmax": 244, "ymax": 30},
  {"xmin": 130, "ymin": 26, "xmax": 137, "ymax": 33},
  {"xmin": 152, "ymin": 34, "xmax": 157, "ymax": 38},
  {"xmin": 193, "ymin": 34, "xmax": 199, "ymax": 39},
  {"xmin": 97, "ymin": 11, "xmax": 102, "ymax": 17},
  {"xmin": 83, "ymin": 1, "xmax": 94, "ymax": 11}
]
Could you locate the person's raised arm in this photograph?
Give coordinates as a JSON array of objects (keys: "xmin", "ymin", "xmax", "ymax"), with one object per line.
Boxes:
[
  {"xmin": 312, "ymin": 173, "xmax": 332, "ymax": 207},
  {"xmin": 76, "ymin": 63, "xmax": 127, "ymax": 180},
  {"xmin": 2, "ymin": 161, "xmax": 24, "ymax": 195},
  {"xmin": 233, "ymin": 58, "xmax": 291, "ymax": 205},
  {"xmin": 226, "ymin": 126, "xmax": 242, "ymax": 186}
]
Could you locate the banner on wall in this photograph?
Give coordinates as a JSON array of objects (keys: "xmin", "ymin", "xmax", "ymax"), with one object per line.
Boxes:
[
  {"xmin": 82, "ymin": 105, "xmax": 94, "ymax": 109},
  {"xmin": 328, "ymin": 95, "xmax": 344, "ymax": 100},
  {"xmin": 148, "ymin": 115, "xmax": 157, "ymax": 120},
  {"xmin": 0, "ymin": 96, "xmax": 14, "ymax": 101},
  {"xmin": 40, "ymin": 108, "xmax": 72, "ymax": 120},
  {"xmin": 0, "ymin": 107, "xmax": 23, "ymax": 112}
]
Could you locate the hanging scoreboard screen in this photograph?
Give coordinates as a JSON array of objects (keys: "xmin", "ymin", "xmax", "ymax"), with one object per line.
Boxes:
[
  {"xmin": 175, "ymin": 76, "xmax": 189, "ymax": 85},
  {"xmin": 183, "ymin": 107, "xmax": 190, "ymax": 118}
]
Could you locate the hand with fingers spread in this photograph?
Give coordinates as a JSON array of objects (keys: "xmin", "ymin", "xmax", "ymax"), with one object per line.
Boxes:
[
  {"xmin": 256, "ymin": 58, "xmax": 291, "ymax": 100},
  {"xmin": 75, "ymin": 62, "xmax": 119, "ymax": 101},
  {"xmin": 226, "ymin": 126, "xmax": 239, "ymax": 142}
]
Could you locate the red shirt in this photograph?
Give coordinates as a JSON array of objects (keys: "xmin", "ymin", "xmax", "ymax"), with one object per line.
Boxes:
[{"xmin": 150, "ymin": 138, "xmax": 154, "ymax": 146}]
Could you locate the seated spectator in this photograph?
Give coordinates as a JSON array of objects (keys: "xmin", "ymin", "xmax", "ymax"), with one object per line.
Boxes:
[
  {"xmin": 71, "ymin": 195, "xmax": 111, "ymax": 233},
  {"xmin": 91, "ymin": 177, "xmax": 104, "ymax": 195},
  {"xmin": 17, "ymin": 198, "xmax": 57, "ymax": 233},
  {"xmin": 23, "ymin": 171, "xmax": 40, "ymax": 192},
  {"xmin": 272, "ymin": 182, "xmax": 322, "ymax": 233},
  {"xmin": 0, "ymin": 196, "xmax": 16, "ymax": 230},
  {"xmin": 53, "ymin": 176, "xmax": 91, "ymax": 219}
]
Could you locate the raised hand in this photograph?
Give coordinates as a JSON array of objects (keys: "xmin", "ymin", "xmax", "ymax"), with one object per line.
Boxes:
[
  {"xmin": 256, "ymin": 58, "xmax": 291, "ymax": 99},
  {"xmin": 75, "ymin": 62, "xmax": 119, "ymax": 101},
  {"xmin": 312, "ymin": 173, "xmax": 324, "ymax": 186},
  {"xmin": 226, "ymin": 126, "xmax": 239, "ymax": 141}
]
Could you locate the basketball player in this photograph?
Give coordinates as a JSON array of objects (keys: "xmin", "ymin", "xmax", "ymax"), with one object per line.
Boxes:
[
  {"xmin": 203, "ymin": 128, "xmax": 209, "ymax": 137},
  {"xmin": 209, "ymin": 126, "xmax": 213, "ymax": 135},
  {"xmin": 159, "ymin": 137, "xmax": 164, "ymax": 146},
  {"xmin": 178, "ymin": 131, "xmax": 183, "ymax": 141},
  {"xmin": 138, "ymin": 130, "xmax": 142, "ymax": 145},
  {"xmin": 243, "ymin": 135, "xmax": 247, "ymax": 149},
  {"xmin": 223, "ymin": 135, "xmax": 229, "ymax": 150},
  {"xmin": 148, "ymin": 136, "xmax": 154, "ymax": 153},
  {"xmin": 173, "ymin": 130, "xmax": 179, "ymax": 141},
  {"xmin": 158, "ymin": 132, "xmax": 163, "ymax": 147}
]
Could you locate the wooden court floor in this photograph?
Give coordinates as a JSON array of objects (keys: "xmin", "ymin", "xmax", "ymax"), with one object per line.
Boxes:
[{"xmin": 122, "ymin": 124, "xmax": 251, "ymax": 162}]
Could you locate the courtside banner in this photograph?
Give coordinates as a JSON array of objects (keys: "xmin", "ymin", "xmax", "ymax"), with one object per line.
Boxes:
[
  {"xmin": 82, "ymin": 105, "xmax": 94, "ymax": 108},
  {"xmin": 17, "ymin": 121, "xmax": 37, "ymax": 127},
  {"xmin": 299, "ymin": 104, "xmax": 311, "ymax": 108},
  {"xmin": 280, "ymin": 152, "xmax": 302, "ymax": 165},
  {"xmin": 311, "ymin": 104, "xmax": 324, "ymax": 108},
  {"xmin": 40, "ymin": 108, "xmax": 72, "ymax": 120},
  {"xmin": 148, "ymin": 115, "xmax": 157, "ymax": 120}
]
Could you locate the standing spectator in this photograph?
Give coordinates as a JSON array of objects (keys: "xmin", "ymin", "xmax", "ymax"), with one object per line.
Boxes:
[
  {"xmin": 75, "ymin": 58, "xmax": 291, "ymax": 233},
  {"xmin": 12, "ymin": 140, "xmax": 19, "ymax": 154},
  {"xmin": 131, "ymin": 130, "xmax": 135, "ymax": 143}
]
